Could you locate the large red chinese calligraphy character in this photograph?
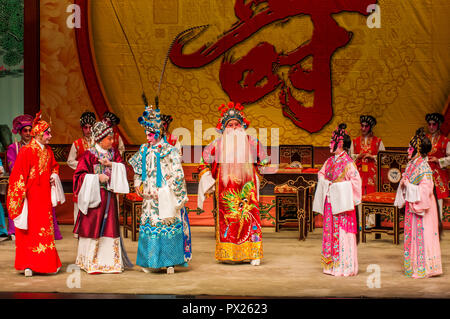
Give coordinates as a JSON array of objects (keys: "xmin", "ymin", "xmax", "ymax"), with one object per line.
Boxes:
[{"xmin": 169, "ymin": 0, "xmax": 377, "ymax": 133}]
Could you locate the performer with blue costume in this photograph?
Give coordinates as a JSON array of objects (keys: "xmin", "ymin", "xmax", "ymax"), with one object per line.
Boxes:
[{"xmin": 129, "ymin": 98, "xmax": 192, "ymax": 274}]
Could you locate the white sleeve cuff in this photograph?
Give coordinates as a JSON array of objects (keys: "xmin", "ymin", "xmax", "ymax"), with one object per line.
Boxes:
[
  {"xmin": 66, "ymin": 143, "xmax": 79, "ymax": 170},
  {"xmin": 312, "ymin": 178, "xmax": 331, "ymax": 215},
  {"xmin": 405, "ymin": 183, "xmax": 420, "ymax": 203},
  {"xmin": 394, "ymin": 186, "xmax": 406, "ymax": 208},
  {"xmin": 108, "ymin": 162, "xmax": 130, "ymax": 194},
  {"xmin": 14, "ymin": 198, "xmax": 28, "ymax": 230},
  {"xmin": 197, "ymin": 171, "xmax": 216, "ymax": 209},
  {"xmin": 78, "ymin": 174, "xmax": 101, "ymax": 215},
  {"xmin": 51, "ymin": 173, "xmax": 66, "ymax": 207},
  {"xmin": 329, "ymin": 181, "xmax": 354, "ymax": 215}
]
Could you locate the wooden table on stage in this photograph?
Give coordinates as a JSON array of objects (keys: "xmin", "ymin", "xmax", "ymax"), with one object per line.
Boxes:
[{"xmin": 260, "ymin": 168, "xmax": 318, "ymax": 239}]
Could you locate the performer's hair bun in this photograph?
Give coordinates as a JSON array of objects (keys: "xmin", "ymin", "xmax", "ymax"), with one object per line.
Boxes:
[
  {"xmin": 338, "ymin": 123, "xmax": 347, "ymax": 130},
  {"xmin": 410, "ymin": 127, "xmax": 432, "ymax": 157},
  {"xmin": 420, "ymin": 137, "xmax": 432, "ymax": 156}
]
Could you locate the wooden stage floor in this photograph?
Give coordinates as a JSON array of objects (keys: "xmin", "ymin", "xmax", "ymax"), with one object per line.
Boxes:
[{"xmin": 0, "ymin": 225, "xmax": 449, "ymax": 299}]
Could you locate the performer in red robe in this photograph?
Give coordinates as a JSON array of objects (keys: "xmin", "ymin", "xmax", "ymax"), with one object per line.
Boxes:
[
  {"xmin": 350, "ymin": 115, "xmax": 385, "ymax": 195},
  {"xmin": 67, "ymin": 111, "xmax": 96, "ymax": 232},
  {"xmin": 6, "ymin": 112, "xmax": 63, "ymax": 277},
  {"xmin": 350, "ymin": 115, "xmax": 385, "ymax": 229},
  {"xmin": 73, "ymin": 120, "xmax": 132, "ymax": 274},
  {"xmin": 197, "ymin": 102, "xmax": 269, "ymax": 265},
  {"xmin": 425, "ymin": 113, "xmax": 450, "ymax": 220}
]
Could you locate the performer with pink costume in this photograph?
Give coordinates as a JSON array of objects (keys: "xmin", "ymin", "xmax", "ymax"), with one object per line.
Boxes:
[
  {"xmin": 394, "ymin": 128, "xmax": 443, "ymax": 278},
  {"xmin": 313, "ymin": 124, "xmax": 362, "ymax": 276}
]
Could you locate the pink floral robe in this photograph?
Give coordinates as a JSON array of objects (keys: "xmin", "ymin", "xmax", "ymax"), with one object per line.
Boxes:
[
  {"xmin": 401, "ymin": 156, "xmax": 442, "ymax": 278},
  {"xmin": 318, "ymin": 151, "xmax": 362, "ymax": 276}
]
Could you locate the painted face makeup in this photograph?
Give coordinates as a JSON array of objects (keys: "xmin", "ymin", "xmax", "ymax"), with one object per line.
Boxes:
[
  {"xmin": 226, "ymin": 120, "xmax": 242, "ymax": 130},
  {"xmin": 428, "ymin": 121, "xmax": 439, "ymax": 134},
  {"xmin": 329, "ymin": 140, "xmax": 336, "ymax": 153},
  {"xmin": 361, "ymin": 122, "xmax": 371, "ymax": 135},
  {"xmin": 407, "ymin": 145, "xmax": 415, "ymax": 159},
  {"xmin": 41, "ymin": 129, "xmax": 52, "ymax": 144},
  {"xmin": 146, "ymin": 131, "xmax": 159, "ymax": 145}
]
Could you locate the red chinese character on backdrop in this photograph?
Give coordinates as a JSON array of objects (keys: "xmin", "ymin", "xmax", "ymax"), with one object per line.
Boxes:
[{"xmin": 169, "ymin": 0, "xmax": 377, "ymax": 133}]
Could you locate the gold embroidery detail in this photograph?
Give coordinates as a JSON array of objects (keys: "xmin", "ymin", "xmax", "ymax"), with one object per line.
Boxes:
[{"xmin": 31, "ymin": 242, "xmax": 56, "ymax": 254}]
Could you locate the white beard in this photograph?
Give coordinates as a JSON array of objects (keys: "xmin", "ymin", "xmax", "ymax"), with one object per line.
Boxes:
[{"xmin": 219, "ymin": 127, "xmax": 255, "ymax": 186}]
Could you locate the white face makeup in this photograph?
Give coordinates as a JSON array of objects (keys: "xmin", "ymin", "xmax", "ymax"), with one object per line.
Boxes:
[
  {"xmin": 361, "ymin": 122, "xmax": 371, "ymax": 136},
  {"xmin": 407, "ymin": 145, "xmax": 415, "ymax": 159},
  {"xmin": 41, "ymin": 128, "xmax": 52, "ymax": 144},
  {"xmin": 146, "ymin": 131, "xmax": 160, "ymax": 145},
  {"xmin": 427, "ymin": 120, "xmax": 439, "ymax": 134},
  {"xmin": 225, "ymin": 119, "xmax": 242, "ymax": 130}
]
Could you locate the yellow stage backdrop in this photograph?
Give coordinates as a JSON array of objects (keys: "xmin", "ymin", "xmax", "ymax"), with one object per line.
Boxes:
[
  {"xmin": 40, "ymin": 0, "xmax": 95, "ymax": 143},
  {"xmin": 40, "ymin": 0, "xmax": 450, "ymax": 147}
]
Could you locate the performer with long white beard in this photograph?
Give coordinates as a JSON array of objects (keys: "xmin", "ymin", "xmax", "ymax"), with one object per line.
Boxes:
[
  {"xmin": 73, "ymin": 120, "xmax": 132, "ymax": 274},
  {"xmin": 198, "ymin": 101, "xmax": 269, "ymax": 266}
]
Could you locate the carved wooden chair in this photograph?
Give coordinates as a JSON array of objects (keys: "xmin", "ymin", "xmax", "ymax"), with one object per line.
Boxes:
[
  {"xmin": 279, "ymin": 145, "xmax": 315, "ymax": 170},
  {"xmin": 122, "ymin": 180, "xmax": 143, "ymax": 241},
  {"xmin": 122, "ymin": 149, "xmax": 142, "ymax": 241},
  {"xmin": 360, "ymin": 151, "xmax": 408, "ymax": 244},
  {"xmin": 273, "ymin": 175, "xmax": 317, "ymax": 240},
  {"xmin": 274, "ymin": 145, "xmax": 317, "ymax": 233}
]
